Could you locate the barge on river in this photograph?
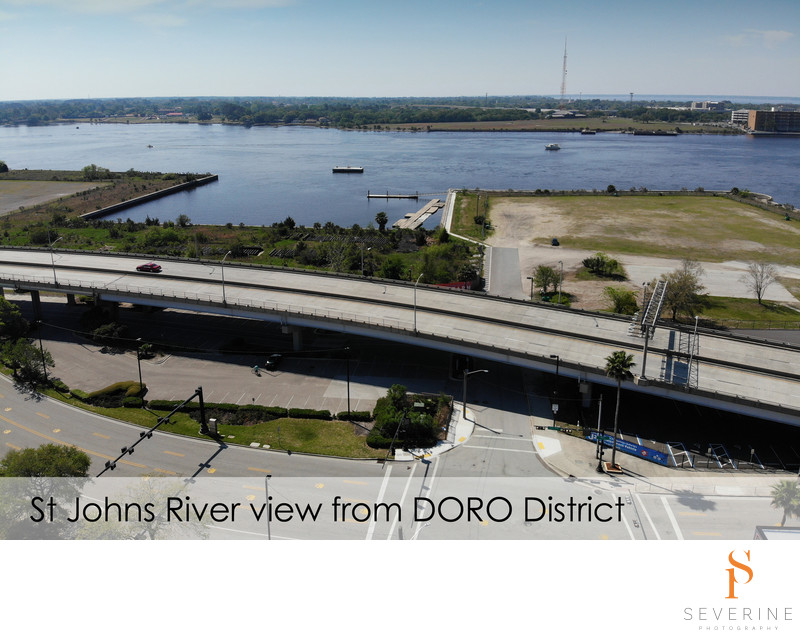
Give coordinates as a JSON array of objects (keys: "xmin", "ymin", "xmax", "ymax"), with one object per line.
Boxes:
[{"xmin": 332, "ymin": 166, "xmax": 364, "ymax": 173}]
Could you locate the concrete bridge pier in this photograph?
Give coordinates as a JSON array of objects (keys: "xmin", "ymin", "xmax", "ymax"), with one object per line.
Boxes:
[
  {"xmin": 579, "ymin": 380, "xmax": 592, "ymax": 408},
  {"xmin": 282, "ymin": 324, "xmax": 305, "ymax": 351},
  {"xmin": 30, "ymin": 290, "xmax": 42, "ymax": 323}
]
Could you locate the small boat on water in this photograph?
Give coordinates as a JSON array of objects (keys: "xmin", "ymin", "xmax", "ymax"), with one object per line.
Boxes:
[
  {"xmin": 545, "ymin": 143, "xmax": 560, "ymax": 151},
  {"xmin": 332, "ymin": 166, "xmax": 364, "ymax": 173},
  {"xmin": 580, "ymin": 129, "xmax": 596, "ymax": 135}
]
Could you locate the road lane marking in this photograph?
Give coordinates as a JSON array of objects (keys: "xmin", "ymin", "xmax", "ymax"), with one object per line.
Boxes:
[
  {"xmin": 0, "ymin": 413, "xmax": 147, "ymax": 470},
  {"xmin": 5, "ymin": 442, "xmax": 21, "ymax": 450},
  {"xmin": 246, "ymin": 467, "xmax": 272, "ymax": 474},
  {"xmin": 660, "ymin": 496, "xmax": 685, "ymax": 540},
  {"xmin": 633, "ymin": 493, "xmax": 660, "ymax": 540},
  {"xmin": 366, "ymin": 465, "xmax": 392, "ymax": 541},
  {"xmin": 92, "ymin": 432, "xmax": 111, "ymax": 439},
  {"xmin": 693, "ymin": 531, "xmax": 722, "ymax": 537},
  {"xmin": 163, "ymin": 450, "xmax": 185, "ymax": 457},
  {"xmin": 36, "ymin": 412, "xmax": 50, "ymax": 419},
  {"xmin": 462, "ymin": 445, "xmax": 536, "ymax": 454}
]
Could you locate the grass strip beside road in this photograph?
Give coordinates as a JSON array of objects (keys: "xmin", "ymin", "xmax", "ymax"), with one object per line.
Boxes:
[{"xmin": 41, "ymin": 389, "xmax": 384, "ymax": 459}]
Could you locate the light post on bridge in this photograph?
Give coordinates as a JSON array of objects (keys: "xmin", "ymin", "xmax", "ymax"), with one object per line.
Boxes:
[
  {"xmin": 413, "ymin": 272, "xmax": 424, "ymax": 334},
  {"xmin": 49, "ymin": 236, "xmax": 63, "ymax": 287},
  {"xmin": 220, "ymin": 250, "xmax": 232, "ymax": 306}
]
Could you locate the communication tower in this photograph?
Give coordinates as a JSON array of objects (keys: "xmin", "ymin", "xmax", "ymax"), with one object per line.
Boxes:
[{"xmin": 559, "ymin": 38, "xmax": 567, "ymax": 108}]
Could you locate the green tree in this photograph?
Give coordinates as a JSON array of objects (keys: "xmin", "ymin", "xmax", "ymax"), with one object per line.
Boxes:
[
  {"xmin": 604, "ymin": 350, "xmax": 636, "ymax": 469},
  {"xmin": 662, "ymin": 258, "xmax": 706, "ymax": 320},
  {"xmin": 176, "ymin": 213, "xmax": 192, "ymax": 227},
  {"xmin": 378, "ymin": 255, "xmax": 406, "ymax": 280},
  {"xmin": 0, "ymin": 298, "xmax": 30, "ymax": 340},
  {"xmin": 582, "ymin": 252, "xmax": 626, "ymax": 279},
  {"xmin": 375, "ymin": 211, "xmax": 388, "ymax": 232},
  {"xmin": 604, "ymin": 286, "xmax": 639, "ymax": 315},
  {"xmin": 1, "ymin": 338, "xmax": 54, "ymax": 386},
  {"xmin": 0, "ymin": 443, "xmax": 91, "ymax": 477},
  {"xmin": 770, "ymin": 480, "xmax": 800, "ymax": 526},
  {"xmin": 533, "ymin": 265, "xmax": 559, "ymax": 296}
]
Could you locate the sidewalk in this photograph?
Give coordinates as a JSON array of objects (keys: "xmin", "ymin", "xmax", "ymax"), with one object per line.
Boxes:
[{"xmin": 532, "ymin": 426, "xmax": 789, "ymax": 497}]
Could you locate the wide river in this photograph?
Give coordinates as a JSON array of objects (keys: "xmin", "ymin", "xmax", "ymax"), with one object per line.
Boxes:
[{"xmin": 1, "ymin": 123, "xmax": 798, "ymax": 227}]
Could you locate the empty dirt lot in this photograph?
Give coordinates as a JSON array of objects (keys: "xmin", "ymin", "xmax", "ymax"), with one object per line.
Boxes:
[
  {"xmin": 0, "ymin": 180, "xmax": 98, "ymax": 215},
  {"xmin": 484, "ymin": 194, "xmax": 800, "ymax": 309}
]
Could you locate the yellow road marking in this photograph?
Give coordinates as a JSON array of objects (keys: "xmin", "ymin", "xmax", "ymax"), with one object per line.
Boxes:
[
  {"xmin": 0, "ymin": 413, "xmax": 146, "ymax": 469},
  {"xmin": 163, "ymin": 450, "xmax": 185, "ymax": 457},
  {"xmin": 5, "ymin": 442, "xmax": 21, "ymax": 450},
  {"xmin": 3, "ymin": 429, "xmax": 11, "ymax": 434},
  {"xmin": 36, "ymin": 412, "xmax": 50, "ymax": 419},
  {"xmin": 52, "ymin": 429, "xmax": 61, "ymax": 433},
  {"xmin": 92, "ymin": 432, "xmax": 111, "ymax": 439},
  {"xmin": 315, "ymin": 483, "xmax": 325, "ymax": 489},
  {"xmin": 247, "ymin": 467, "xmax": 272, "ymax": 474},
  {"xmin": 207, "ymin": 468, "xmax": 216, "ymax": 474},
  {"xmin": 4, "ymin": 407, "xmax": 11, "ymax": 412},
  {"xmin": 693, "ymin": 531, "xmax": 722, "ymax": 537},
  {"xmin": 537, "ymin": 441, "xmax": 545, "ymax": 450}
]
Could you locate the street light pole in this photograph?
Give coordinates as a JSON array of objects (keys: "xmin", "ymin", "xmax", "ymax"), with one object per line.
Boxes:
[
  {"xmin": 557, "ymin": 261, "xmax": 563, "ymax": 304},
  {"xmin": 462, "ymin": 368, "xmax": 489, "ymax": 418},
  {"xmin": 413, "ymin": 272, "xmax": 424, "ymax": 334},
  {"xmin": 526, "ymin": 276, "xmax": 534, "ymax": 301},
  {"xmin": 49, "ymin": 236, "xmax": 63, "ymax": 287},
  {"xmin": 687, "ymin": 315, "xmax": 699, "ymax": 387},
  {"xmin": 220, "ymin": 250, "xmax": 232, "ymax": 306},
  {"xmin": 549, "ymin": 354, "xmax": 560, "ymax": 426},
  {"xmin": 136, "ymin": 337, "xmax": 143, "ymax": 391}
]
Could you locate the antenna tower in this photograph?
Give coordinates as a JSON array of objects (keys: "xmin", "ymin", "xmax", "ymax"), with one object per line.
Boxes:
[{"xmin": 559, "ymin": 38, "xmax": 567, "ymax": 108}]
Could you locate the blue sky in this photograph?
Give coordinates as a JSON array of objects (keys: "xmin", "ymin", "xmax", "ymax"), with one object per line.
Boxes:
[{"xmin": 1, "ymin": 0, "xmax": 798, "ymax": 100}]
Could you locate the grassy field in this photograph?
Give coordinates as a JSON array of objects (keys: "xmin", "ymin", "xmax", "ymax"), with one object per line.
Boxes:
[
  {"xmin": 700, "ymin": 297, "xmax": 800, "ymax": 328},
  {"xmin": 491, "ymin": 193, "xmax": 800, "ymax": 266}
]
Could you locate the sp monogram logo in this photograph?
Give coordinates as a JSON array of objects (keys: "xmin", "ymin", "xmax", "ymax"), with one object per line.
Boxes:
[{"xmin": 725, "ymin": 550, "xmax": 753, "ymax": 599}]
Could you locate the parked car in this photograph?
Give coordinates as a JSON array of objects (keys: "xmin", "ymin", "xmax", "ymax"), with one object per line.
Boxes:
[
  {"xmin": 136, "ymin": 262, "xmax": 162, "ymax": 273},
  {"xmin": 264, "ymin": 354, "xmax": 283, "ymax": 370}
]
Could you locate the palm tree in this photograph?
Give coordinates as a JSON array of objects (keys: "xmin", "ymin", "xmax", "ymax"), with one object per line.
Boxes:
[
  {"xmin": 604, "ymin": 350, "xmax": 636, "ymax": 469},
  {"xmin": 375, "ymin": 211, "xmax": 388, "ymax": 232},
  {"xmin": 770, "ymin": 480, "xmax": 800, "ymax": 526}
]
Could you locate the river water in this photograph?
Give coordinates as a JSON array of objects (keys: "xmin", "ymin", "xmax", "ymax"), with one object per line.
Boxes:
[{"xmin": 1, "ymin": 123, "xmax": 798, "ymax": 227}]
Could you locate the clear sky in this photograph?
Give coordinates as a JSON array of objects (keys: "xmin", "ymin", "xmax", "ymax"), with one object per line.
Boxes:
[{"xmin": 1, "ymin": 0, "xmax": 798, "ymax": 101}]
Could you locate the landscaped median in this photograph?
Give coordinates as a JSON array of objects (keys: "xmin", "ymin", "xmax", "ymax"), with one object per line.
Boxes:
[{"xmin": 37, "ymin": 380, "xmax": 452, "ymax": 461}]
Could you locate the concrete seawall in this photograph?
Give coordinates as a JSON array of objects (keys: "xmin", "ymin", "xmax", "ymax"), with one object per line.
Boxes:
[{"xmin": 80, "ymin": 174, "xmax": 219, "ymax": 220}]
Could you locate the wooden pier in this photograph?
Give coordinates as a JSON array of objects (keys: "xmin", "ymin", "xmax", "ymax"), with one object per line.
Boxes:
[{"xmin": 392, "ymin": 199, "xmax": 445, "ymax": 230}]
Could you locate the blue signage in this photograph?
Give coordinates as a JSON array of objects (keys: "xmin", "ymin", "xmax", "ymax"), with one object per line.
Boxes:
[{"xmin": 586, "ymin": 431, "xmax": 669, "ymax": 466}]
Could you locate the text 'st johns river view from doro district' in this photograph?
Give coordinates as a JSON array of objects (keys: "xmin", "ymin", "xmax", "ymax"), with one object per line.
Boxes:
[{"xmin": 1, "ymin": 122, "xmax": 799, "ymax": 228}]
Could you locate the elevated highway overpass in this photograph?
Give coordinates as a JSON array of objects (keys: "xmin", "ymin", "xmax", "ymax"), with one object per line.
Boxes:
[{"xmin": 1, "ymin": 247, "xmax": 799, "ymax": 426}]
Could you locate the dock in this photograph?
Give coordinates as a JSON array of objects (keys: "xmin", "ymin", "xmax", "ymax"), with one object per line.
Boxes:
[
  {"xmin": 392, "ymin": 199, "xmax": 445, "ymax": 230},
  {"xmin": 367, "ymin": 191, "xmax": 419, "ymax": 200}
]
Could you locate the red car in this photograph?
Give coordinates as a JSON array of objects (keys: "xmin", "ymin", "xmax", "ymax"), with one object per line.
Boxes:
[{"xmin": 136, "ymin": 262, "xmax": 162, "ymax": 273}]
